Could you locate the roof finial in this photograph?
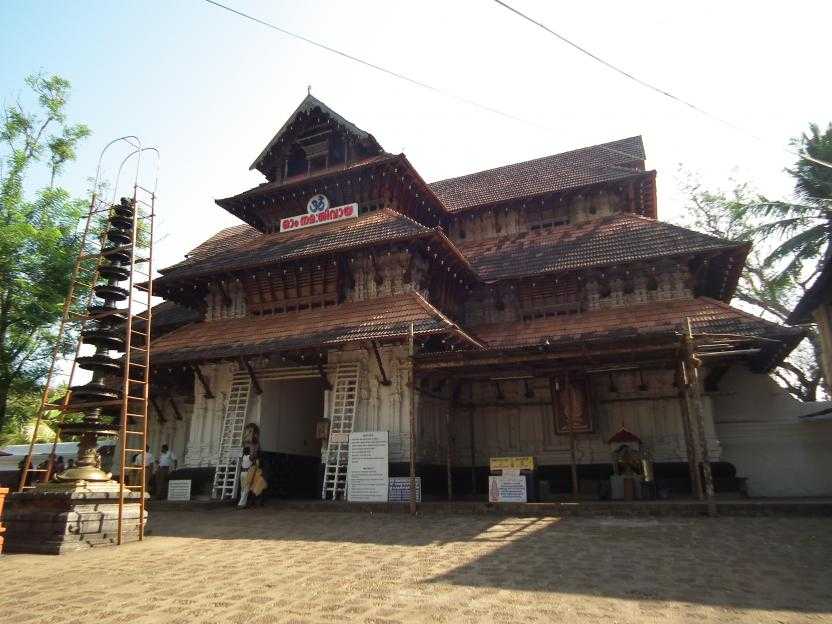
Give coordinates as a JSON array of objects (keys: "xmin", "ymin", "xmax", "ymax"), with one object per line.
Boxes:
[{"xmin": 307, "ymin": 84, "xmax": 312, "ymax": 96}]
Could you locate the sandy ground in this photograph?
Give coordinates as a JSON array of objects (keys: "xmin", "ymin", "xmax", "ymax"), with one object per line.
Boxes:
[{"xmin": 1, "ymin": 508, "xmax": 831, "ymax": 623}]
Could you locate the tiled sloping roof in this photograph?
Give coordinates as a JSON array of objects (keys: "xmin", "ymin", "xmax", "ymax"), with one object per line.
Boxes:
[
  {"xmin": 429, "ymin": 136, "xmax": 646, "ymax": 211},
  {"xmin": 457, "ymin": 213, "xmax": 745, "ymax": 281},
  {"xmin": 469, "ymin": 297, "xmax": 803, "ymax": 371},
  {"xmin": 150, "ymin": 292, "xmax": 477, "ymax": 364},
  {"xmin": 250, "ymin": 94, "xmax": 382, "ymax": 173},
  {"xmin": 159, "ymin": 223, "xmax": 260, "ymax": 275},
  {"xmin": 224, "ymin": 154, "xmax": 396, "ymax": 204},
  {"xmin": 144, "ymin": 301, "xmax": 201, "ymax": 330},
  {"xmin": 156, "ymin": 209, "xmax": 430, "ymax": 284}
]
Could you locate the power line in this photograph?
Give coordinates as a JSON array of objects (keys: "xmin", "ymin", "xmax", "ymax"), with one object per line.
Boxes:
[
  {"xmin": 491, "ymin": 0, "xmax": 832, "ymax": 171},
  {"xmin": 201, "ymin": 0, "xmax": 642, "ymax": 166}
]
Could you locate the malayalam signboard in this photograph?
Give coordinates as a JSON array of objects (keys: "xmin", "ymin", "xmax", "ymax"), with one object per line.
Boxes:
[
  {"xmin": 388, "ymin": 477, "xmax": 422, "ymax": 503},
  {"xmin": 279, "ymin": 194, "xmax": 358, "ymax": 233},
  {"xmin": 490, "ymin": 456, "xmax": 535, "ymax": 471},
  {"xmin": 488, "ymin": 475, "xmax": 527, "ymax": 503},
  {"xmin": 167, "ymin": 479, "xmax": 192, "ymax": 502},
  {"xmin": 347, "ymin": 431, "xmax": 388, "ymax": 502}
]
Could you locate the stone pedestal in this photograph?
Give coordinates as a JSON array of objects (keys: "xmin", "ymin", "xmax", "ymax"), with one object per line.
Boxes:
[{"xmin": 3, "ymin": 483, "xmax": 147, "ymax": 555}]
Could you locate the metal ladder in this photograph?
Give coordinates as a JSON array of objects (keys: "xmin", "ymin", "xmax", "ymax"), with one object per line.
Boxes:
[
  {"xmin": 17, "ymin": 140, "xmax": 159, "ymax": 546},
  {"xmin": 211, "ymin": 374, "xmax": 251, "ymax": 500},
  {"xmin": 321, "ymin": 363, "xmax": 361, "ymax": 500}
]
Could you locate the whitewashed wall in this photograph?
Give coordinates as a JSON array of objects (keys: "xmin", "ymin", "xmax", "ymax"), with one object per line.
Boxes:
[
  {"xmin": 148, "ymin": 396, "xmax": 192, "ymax": 466},
  {"xmin": 713, "ymin": 365, "xmax": 832, "ymax": 497},
  {"xmin": 418, "ymin": 369, "xmax": 720, "ymax": 467},
  {"xmin": 329, "ymin": 344, "xmax": 414, "ymax": 463},
  {"xmin": 181, "ymin": 343, "xmax": 418, "ymax": 468},
  {"xmin": 183, "ymin": 362, "xmax": 237, "ymax": 467}
]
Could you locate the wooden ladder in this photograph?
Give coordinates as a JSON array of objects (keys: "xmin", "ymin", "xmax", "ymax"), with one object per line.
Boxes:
[
  {"xmin": 321, "ymin": 363, "xmax": 360, "ymax": 500},
  {"xmin": 211, "ymin": 374, "xmax": 251, "ymax": 500}
]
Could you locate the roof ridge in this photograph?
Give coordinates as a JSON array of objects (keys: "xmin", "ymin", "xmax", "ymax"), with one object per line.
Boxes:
[
  {"xmin": 250, "ymin": 94, "xmax": 378, "ymax": 171},
  {"xmin": 429, "ymin": 136, "xmax": 644, "ymax": 187},
  {"xmin": 379, "ymin": 206, "xmax": 430, "ymax": 231}
]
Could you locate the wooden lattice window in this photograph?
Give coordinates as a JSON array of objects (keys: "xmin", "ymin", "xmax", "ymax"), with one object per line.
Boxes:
[
  {"xmin": 244, "ymin": 263, "xmax": 339, "ymax": 316},
  {"xmin": 517, "ymin": 277, "xmax": 581, "ymax": 321}
]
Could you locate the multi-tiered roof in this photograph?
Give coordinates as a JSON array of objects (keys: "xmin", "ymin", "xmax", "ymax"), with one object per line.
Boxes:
[{"xmin": 149, "ymin": 95, "xmax": 802, "ymax": 372}]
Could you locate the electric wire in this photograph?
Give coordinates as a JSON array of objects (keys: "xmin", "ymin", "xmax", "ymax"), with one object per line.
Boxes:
[
  {"xmin": 491, "ymin": 0, "xmax": 832, "ymax": 171},
  {"xmin": 201, "ymin": 0, "xmax": 643, "ymax": 166}
]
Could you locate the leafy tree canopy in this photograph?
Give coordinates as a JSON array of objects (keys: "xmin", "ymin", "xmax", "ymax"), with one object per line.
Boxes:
[{"xmin": 0, "ymin": 72, "xmax": 91, "ymax": 435}]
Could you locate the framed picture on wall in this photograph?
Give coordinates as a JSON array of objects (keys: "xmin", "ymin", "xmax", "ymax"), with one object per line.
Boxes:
[
  {"xmin": 551, "ymin": 376, "xmax": 594, "ymax": 434},
  {"xmin": 315, "ymin": 419, "xmax": 330, "ymax": 440}
]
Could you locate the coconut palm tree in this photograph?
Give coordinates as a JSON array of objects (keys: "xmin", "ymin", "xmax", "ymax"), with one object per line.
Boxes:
[{"xmin": 751, "ymin": 123, "xmax": 832, "ymax": 283}]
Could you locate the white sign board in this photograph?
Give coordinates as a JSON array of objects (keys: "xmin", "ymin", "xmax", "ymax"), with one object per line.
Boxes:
[
  {"xmin": 488, "ymin": 475, "xmax": 527, "ymax": 503},
  {"xmin": 167, "ymin": 479, "xmax": 192, "ymax": 502},
  {"xmin": 388, "ymin": 477, "xmax": 422, "ymax": 503},
  {"xmin": 347, "ymin": 431, "xmax": 388, "ymax": 502},
  {"xmin": 280, "ymin": 202, "xmax": 358, "ymax": 233}
]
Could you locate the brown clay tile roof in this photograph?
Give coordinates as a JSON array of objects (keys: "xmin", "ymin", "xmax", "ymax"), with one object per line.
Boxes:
[
  {"xmin": 469, "ymin": 296, "xmax": 803, "ymax": 370},
  {"xmin": 159, "ymin": 223, "xmax": 260, "ymax": 276},
  {"xmin": 250, "ymin": 94, "xmax": 383, "ymax": 173},
  {"xmin": 143, "ymin": 301, "xmax": 201, "ymax": 331},
  {"xmin": 457, "ymin": 213, "xmax": 745, "ymax": 281},
  {"xmin": 150, "ymin": 292, "xmax": 478, "ymax": 364},
  {"xmin": 156, "ymin": 209, "xmax": 432, "ymax": 284},
  {"xmin": 223, "ymin": 154, "xmax": 397, "ymax": 205},
  {"xmin": 429, "ymin": 136, "xmax": 646, "ymax": 212}
]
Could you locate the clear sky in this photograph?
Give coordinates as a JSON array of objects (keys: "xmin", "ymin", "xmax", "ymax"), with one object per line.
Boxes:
[{"xmin": 3, "ymin": 0, "xmax": 830, "ymax": 272}]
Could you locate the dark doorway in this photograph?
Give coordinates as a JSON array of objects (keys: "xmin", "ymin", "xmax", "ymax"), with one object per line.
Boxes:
[{"xmin": 259, "ymin": 378, "xmax": 324, "ymax": 498}]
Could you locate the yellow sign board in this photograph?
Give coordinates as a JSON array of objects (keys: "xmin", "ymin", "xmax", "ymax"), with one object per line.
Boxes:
[{"xmin": 490, "ymin": 456, "xmax": 535, "ymax": 471}]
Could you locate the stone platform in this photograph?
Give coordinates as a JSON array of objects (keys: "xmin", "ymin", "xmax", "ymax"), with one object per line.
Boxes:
[
  {"xmin": 148, "ymin": 496, "xmax": 832, "ymax": 517},
  {"xmin": 4, "ymin": 487, "xmax": 147, "ymax": 555}
]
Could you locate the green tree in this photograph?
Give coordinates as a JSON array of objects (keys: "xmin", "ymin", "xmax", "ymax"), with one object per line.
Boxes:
[
  {"xmin": 682, "ymin": 178, "xmax": 827, "ymax": 401},
  {"xmin": 0, "ymin": 73, "xmax": 91, "ymax": 435},
  {"xmin": 751, "ymin": 123, "xmax": 832, "ymax": 280}
]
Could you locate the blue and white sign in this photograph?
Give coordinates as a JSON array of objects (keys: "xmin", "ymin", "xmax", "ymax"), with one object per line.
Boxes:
[{"xmin": 306, "ymin": 193, "xmax": 330, "ymax": 214}]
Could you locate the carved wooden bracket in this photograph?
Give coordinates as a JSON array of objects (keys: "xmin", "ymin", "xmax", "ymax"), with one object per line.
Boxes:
[
  {"xmin": 192, "ymin": 365, "xmax": 215, "ymax": 399},
  {"xmin": 169, "ymin": 397, "xmax": 183, "ymax": 421},
  {"xmin": 241, "ymin": 358, "xmax": 263, "ymax": 395},
  {"xmin": 317, "ymin": 363, "xmax": 333, "ymax": 391},
  {"xmin": 370, "ymin": 340, "xmax": 392, "ymax": 386}
]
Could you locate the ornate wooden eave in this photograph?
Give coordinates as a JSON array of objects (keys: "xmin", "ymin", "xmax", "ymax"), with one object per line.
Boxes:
[{"xmin": 216, "ymin": 153, "xmax": 449, "ymax": 231}]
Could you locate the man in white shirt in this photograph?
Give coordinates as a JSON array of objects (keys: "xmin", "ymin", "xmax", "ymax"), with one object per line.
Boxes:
[{"xmin": 155, "ymin": 444, "xmax": 176, "ymax": 499}]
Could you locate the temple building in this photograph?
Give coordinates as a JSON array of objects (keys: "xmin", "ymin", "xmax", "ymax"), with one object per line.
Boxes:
[{"xmin": 145, "ymin": 95, "xmax": 820, "ymax": 503}]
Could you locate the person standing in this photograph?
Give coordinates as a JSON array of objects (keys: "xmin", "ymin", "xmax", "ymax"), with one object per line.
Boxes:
[
  {"xmin": 238, "ymin": 447, "xmax": 253, "ymax": 508},
  {"xmin": 53, "ymin": 456, "xmax": 66, "ymax": 477},
  {"xmin": 155, "ymin": 444, "xmax": 176, "ymax": 500},
  {"xmin": 132, "ymin": 445, "xmax": 153, "ymax": 491}
]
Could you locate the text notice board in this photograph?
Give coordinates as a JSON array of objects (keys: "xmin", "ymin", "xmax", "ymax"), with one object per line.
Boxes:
[{"xmin": 347, "ymin": 431, "xmax": 389, "ymax": 502}]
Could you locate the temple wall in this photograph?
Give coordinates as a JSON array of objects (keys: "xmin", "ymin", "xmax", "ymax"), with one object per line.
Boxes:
[
  {"xmin": 180, "ymin": 343, "xmax": 417, "ymax": 468},
  {"xmin": 465, "ymin": 262, "xmax": 693, "ymax": 325},
  {"xmin": 447, "ymin": 189, "xmax": 625, "ymax": 245},
  {"xmin": 148, "ymin": 395, "xmax": 193, "ymax": 465},
  {"xmin": 712, "ymin": 365, "xmax": 832, "ymax": 497},
  {"xmin": 183, "ymin": 362, "xmax": 238, "ymax": 467},
  {"xmin": 329, "ymin": 343, "xmax": 414, "ymax": 463},
  {"xmin": 417, "ymin": 369, "xmax": 720, "ymax": 467}
]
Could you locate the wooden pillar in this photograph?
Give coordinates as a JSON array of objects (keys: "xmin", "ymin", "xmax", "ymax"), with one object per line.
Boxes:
[
  {"xmin": 445, "ymin": 401, "xmax": 453, "ymax": 501},
  {"xmin": 469, "ymin": 404, "xmax": 477, "ymax": 497},
  {"xmin": 551, "ymin": 375, "xmax": 579, "ymax": 496},
  {"xmin": 677, "ymin": 361, "xmax": 703, "ymax": 499},
  {"xmin": 683, "ymin": 319, "xmax": 717, "ymax": 516},
  {"xmin": 688, "ymin": 363, "xmax": 717, "ymax": 516},
  {"xmin": 566, "ymin": 372, "xmax": 579, "ymax": 497},
  {"xmin": 408, "ymin": 323, "xmax": 417, "ymax": 515}
]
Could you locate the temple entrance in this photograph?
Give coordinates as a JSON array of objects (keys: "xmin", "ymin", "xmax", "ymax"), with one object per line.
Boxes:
[{"xmin": 259, "ymin": 378, "xmax": 324, "ymax": 498}]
